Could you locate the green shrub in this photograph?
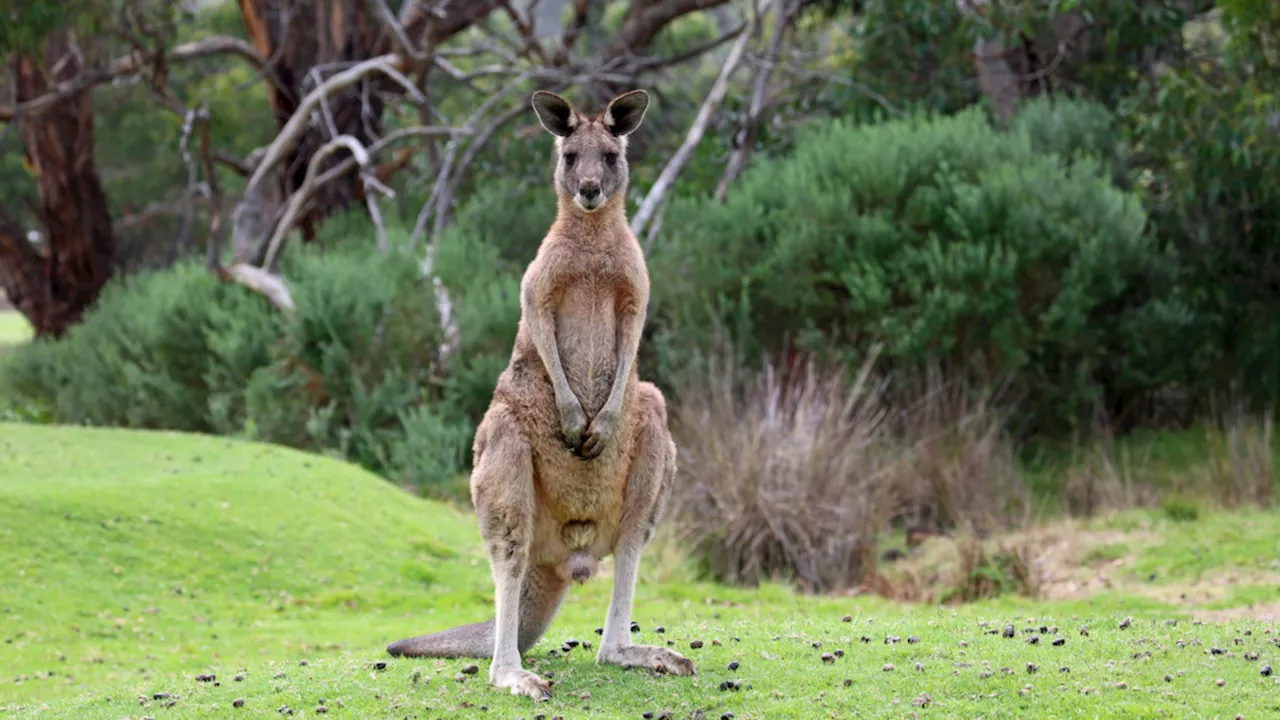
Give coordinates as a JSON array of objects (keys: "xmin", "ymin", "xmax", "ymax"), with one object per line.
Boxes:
[
  {"xmin": 1161, "ymin": 495, "xmax": 1201, "ymax": 522},
  {"xmin": 648, "ymin": 106, "xmax": 1188, "ymax": 435},
  {"xmin": 433, "ymin": 178, "xmax": 552, "ymax": 424},
  {"xmin": 1124, "ymin": 67, "xmax": 1280, "ymax": 413},
  {"xmin": 0, "ymin": 228, "xmax": 475, "ymax": 497},
  {"xmin": 2, "ymin": 262, "xmax": 280, "ymax": 430},
  {"xmin": 1011, "ymin": 96, "xmax": 1133, "ymax": 190}
]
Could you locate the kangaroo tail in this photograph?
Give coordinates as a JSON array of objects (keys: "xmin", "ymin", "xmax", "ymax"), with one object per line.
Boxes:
[{"xmin": 386, "ymin": 619, "xmax": 495, "ymax": 659}]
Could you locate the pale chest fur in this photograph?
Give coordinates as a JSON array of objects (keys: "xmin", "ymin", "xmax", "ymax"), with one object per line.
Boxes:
[{"xmin": 530, "ymin": 230, "xmax": 647, "ymax": 418}]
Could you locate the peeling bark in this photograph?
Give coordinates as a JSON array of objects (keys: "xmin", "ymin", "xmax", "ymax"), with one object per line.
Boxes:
[{"xmin": 0, "ymin": 31, "xmax": 116, "ymax": 338}]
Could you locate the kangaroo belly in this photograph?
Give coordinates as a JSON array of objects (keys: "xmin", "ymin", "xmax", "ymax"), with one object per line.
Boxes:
[{"xmin": 556, "ymin": 282, "xmax": 617, "ymax": 416}]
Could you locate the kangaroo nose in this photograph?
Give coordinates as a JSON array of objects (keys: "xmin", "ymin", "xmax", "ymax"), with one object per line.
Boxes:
[{"xmin": 580, "ymin": 183, "xmax": 600, "ymax": 200}]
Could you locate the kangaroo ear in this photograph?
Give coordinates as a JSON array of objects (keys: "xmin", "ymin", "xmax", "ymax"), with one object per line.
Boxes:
[
  {"xmin": 531, "ymin": 91, "xmax": 579, "ymax": 137},
  {"xmin": 602, "ymin": 89, "xmax": 649, "ymax": 137}
]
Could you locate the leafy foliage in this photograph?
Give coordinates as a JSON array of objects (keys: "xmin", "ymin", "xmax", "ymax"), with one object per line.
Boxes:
[
  {"xmin": 1118, "ymin": 1, "xmax": 1280, "ymax": 412},
  {"xmin": 0, "ymin": 231, "xmax": 472, "ymax": 498},
  {"xmin": 648, "ymin": 103, "xmax": 1186, "ymax": 434},
  {"xmin": 844, "ymin": 0, "xmax": 1192, "ymax": 114}
]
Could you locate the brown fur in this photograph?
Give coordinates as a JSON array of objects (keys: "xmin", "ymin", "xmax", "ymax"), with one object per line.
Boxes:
[{"xmin": 385, "ymin": 89, "xmax": 692, "ymax": 701}]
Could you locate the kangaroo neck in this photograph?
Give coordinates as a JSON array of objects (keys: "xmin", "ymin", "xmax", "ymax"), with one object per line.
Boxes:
[{"xmin": 554, "ymin": 193, "xmax": 629, "ymax": 241}]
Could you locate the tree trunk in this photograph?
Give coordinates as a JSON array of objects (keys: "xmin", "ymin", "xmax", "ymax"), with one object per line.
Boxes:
[
  {"xmin": 236, "ymin": 0, "xmax": 502, "ymax": 248},
  {"xmin": 0, "ymin": 31, "xmax": 116, "ymax": 339}
]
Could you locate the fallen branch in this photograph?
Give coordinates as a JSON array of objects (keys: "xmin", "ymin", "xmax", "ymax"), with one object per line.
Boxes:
[
  {"xmin": 631, "ymin": 0, "xmax": 773, "ymax": 239},
  {"xmin": 221, "ymin": 263, "xmax": 296, "ymax": 312}
]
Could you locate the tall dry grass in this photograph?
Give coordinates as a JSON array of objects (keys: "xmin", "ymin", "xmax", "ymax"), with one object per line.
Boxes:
[
  {"xmin": 1204, "ymin": 405, "xmax": 1274, "ymax": 508},
  {"xmin": 666, "ymin": 347, "xmax": 893, "ymax": 593},
  {"xmin": 664, "ymin": 344, "xmax": 1031, "ymax": 595},
  {"xmin": 887, "ymin": 369, "xmax": 1030, "ymax": 538}
]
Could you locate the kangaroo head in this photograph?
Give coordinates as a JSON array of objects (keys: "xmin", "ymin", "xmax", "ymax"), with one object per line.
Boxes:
[{"xmin": 530, "ymin": 89, "xmax": 650, "ymax": 213}]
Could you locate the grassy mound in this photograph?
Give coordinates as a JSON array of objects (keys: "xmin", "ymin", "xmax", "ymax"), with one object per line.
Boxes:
[
  {"xmin": 0, "ymin": 311, "xmax": 31, "ymax": 345},
  {"xmin": 0, "ymin": 423, "xmax": 492, "ymax": 704},
  {"xmin": 3, "ymin": 424, "xmax": 1278, "ymax": 718}
]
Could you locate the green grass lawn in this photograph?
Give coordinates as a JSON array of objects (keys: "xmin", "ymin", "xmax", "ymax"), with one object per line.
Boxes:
[
  {"xmin": 0, "ymin": 311, "xmax": 32, "ymax": 348},
  {"xmin": 2, "ymin": 423, "xmax": 1278, "ymax": 718}
]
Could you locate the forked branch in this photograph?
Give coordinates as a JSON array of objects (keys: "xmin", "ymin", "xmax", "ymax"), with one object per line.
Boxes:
[{"xmin": 631, "ymin": 0, "xmax": 773, "ymax": 239}]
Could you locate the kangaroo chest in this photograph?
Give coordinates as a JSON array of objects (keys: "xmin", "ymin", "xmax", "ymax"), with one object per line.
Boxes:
[{"xmin": 554, "ymin": 271, "xmax": 623, "ymax": 417}]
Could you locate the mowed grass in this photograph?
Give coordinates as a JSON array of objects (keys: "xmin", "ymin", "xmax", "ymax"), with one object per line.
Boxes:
[
  {"xmin": 0, "ymin": 311, "xmax": 32, "ymax": 347},
  {"xmin": 2, "ymin": 424, "xmax": 1279, "ymax": 718}
]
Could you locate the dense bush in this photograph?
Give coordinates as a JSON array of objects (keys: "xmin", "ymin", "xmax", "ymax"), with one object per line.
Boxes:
[
  {"xmin": 0, "ymin": 231, "xmax": 473, "ymax": 497},
  {"xmin": 648, "ymin": 103, "xmax": 1188, "ymax": 435},
  {"xmin": 0, "ymin": 171, "xmax": 567, "ymax": 497},
  {"xmin": 1123, "ymin": 63, "xmax": 1280, "ymax": 414}
]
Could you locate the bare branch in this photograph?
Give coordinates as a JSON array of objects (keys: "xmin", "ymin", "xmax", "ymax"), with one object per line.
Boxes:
[
  {"xmin": 604, "ymin": 0, "xmax": 734, "ymax": 61},
  {"xmin": 408, "ymin": 73, "xmax": 532, "ymax": 250},
  {"xmin": 716, "ymin": 1, "xmax": 797, "ymax": 202},
  {"xmin": 775, "ymin": 64, "xmax": 903, "ymax": 118},
  {"xmin": 244, "ymin": 55, "xmax": 406, "ymax": 199},
  {"xmin": 308, "ymin": 126, "xmax": 467, "ymax": 192},
  {"xmin": 434, "ymin": 100, "xmax": 530, "ymax": 236},
  {"xmin": 262, "ymin": 135, "xmax": 371, "ymax": 270},
  {"xmin": 632, "ymin": 0, "xmax": 772, "ymax": 239},
  {"xmin": 631, "ymin": 19, "xmax": 748, "ymax": 72},
  {"xmin": 212, "ymin": 150, "xmax": 254, "ymax": 176},
  {"xmin": 0, "ymin": 36, "xmax": 265, "ymax": 122},
  {"xmin": 373, "ymin": 0, "xmax": 429, "ymax": 63}
]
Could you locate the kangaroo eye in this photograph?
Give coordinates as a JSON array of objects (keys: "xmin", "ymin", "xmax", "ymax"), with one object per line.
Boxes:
[
  {"xmin": 604, "ymin": 152, "xmax": 618, "ymax": 166},
  {"xmin": 564, "ymin": 152, "xmax": 577, "ymax": 168}
]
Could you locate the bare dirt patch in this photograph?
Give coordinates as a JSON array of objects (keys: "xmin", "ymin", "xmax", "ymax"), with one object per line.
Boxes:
[
  {"xmin": 1192, "ymin": 600, "xmax": 1280, "ymax": 623},
  {"xmin": 875, "ymin": 520, "xmax": 1160, "ymax": 602}
]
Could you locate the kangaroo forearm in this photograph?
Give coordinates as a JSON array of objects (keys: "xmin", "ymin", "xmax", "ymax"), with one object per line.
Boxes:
[
  {"xmin": 603, "ymin": 312, "xmax": 644, "ymax": 413},
  {"xmin": 528, "ymin": 309, "xmax": 578, "ymax": 407}
]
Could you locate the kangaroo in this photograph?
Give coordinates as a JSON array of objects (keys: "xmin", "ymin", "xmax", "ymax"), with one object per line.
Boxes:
[{"xmin": 384, "ymin": 88, "xmax": 692, "ymax": 701}]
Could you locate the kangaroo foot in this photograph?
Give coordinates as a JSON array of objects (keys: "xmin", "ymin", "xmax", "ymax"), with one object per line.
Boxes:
[
  {"xmin": 598, "ymin": 644, "xmax": 696, "ymax": 676},
  {"xmin": 491, "ymin": 665, "xmax": 552, "ymax": 701}
]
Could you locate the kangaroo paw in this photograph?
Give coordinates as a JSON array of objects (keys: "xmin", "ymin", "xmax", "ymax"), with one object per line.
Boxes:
[
  {"xmin": 598, "ymin": 644, "xmax": 696, "ymax": 676},
  {"xmin": 491, "ymin": 666, "xmax": 552, "ymax": 701}
]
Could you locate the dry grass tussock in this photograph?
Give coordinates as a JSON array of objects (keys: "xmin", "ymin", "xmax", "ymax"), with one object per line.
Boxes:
[
  {"xmin": 1060, "ymin": 404, "xmax": 1274, "ymax": 517},
  {"xmin": 1061, "ymin": 424, "xmax": 1165, "ymax": 517},
  {"xmin": 666, "ymin": 348, "xmax": 892, "ymax": 594},
  {"xmin": 665, "ymin": 345, "xmax": 1032, "ymax": 595},
  {"xmin": 1202, "ymin": 406, "xmax": 1274, "ymax": 508}
]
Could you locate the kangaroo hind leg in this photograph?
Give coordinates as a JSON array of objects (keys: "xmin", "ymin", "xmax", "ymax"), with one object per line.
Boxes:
[
  {"xmin": 473, "ymin": 405, "xmax": 555, "ymax": 700},
  {"xmin": 596, "ymin": 383, "xmax": 692, "ymax": 675}
]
